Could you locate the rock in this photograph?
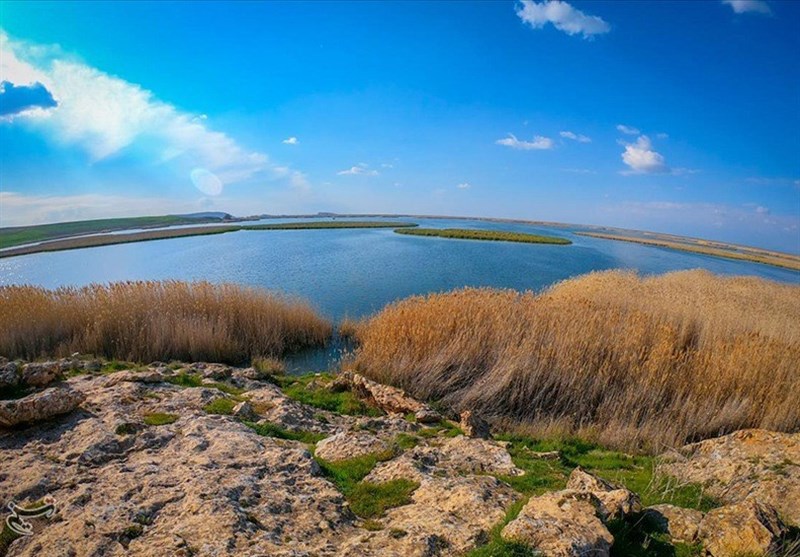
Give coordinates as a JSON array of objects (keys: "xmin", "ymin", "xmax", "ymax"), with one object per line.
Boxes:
[
  {"xmin": 643, "ymin": 504, "xmax": 703, "ymax": 543},
  {"xmin": 333, "ymin": 371, "xmax": 440, "ymax": 418},
  {"xmin": 501, "ymin": 489, "xmax": 613, "ymax": 557},
  {"xmin": 20, "ymin": 361, "xmax": 62, "ymax": 388},
  {"xmin": 189, "ymin": 362, "xmax": 232, "ymax": 380},
  {"xmin": 0, "ymin": 386, "xmax": 85, "ymax": 427},
  {"xmin": 231, "ymin": 401, "xmax": 257, "ymax": 421},
  {"xmin": 699, "ymin": 499, "xmax": 786, "ymax": 557},
  {"xmin": 340, "ymin": 475, "xmax": 517, "ymax": 557},
  {"xmin": 0, "ymin": 361, "xmax": 20, "ymax": 389},
  {"xmin": 565, "ymin": 467, "xmax": 641, "ymax": 520},
  {"xmin": 315, "ymin": 431, "xmax": 391, "ymax": 462},
  {"xmin": 414, "ymin": 408, "xmax": 442, "ymax": 424},
  {"xmin": 235, "ymin": 366, "xmax": 270, "ymax": 381},
  {"xmin": 459, "ymin": 410, "xmax": 491, "ymax": 439},
  {"xmin": 659, "ymin": 429, "xmax": 800, "ymax": 527},
  {"xmin": 105, "ymin": 370, "xmax": 165, "ymax": 386}
]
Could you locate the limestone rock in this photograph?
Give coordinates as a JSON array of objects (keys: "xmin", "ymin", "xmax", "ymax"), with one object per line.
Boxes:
[
  {"xmin": 659, "ymin": 429, "xmax": 800, "ymax": 526},
  {"xmin": 565, "ymin": 467, "xmax": 641, "ymax": 520},
  {"xmin": 20, "ymin": 362, "xmax": 62, "ymax": 388},
  {"xmin": 189, "ymin": 362, "xmax": 232, "ymax": 380},
  {"xmin": 643, "ymin": 504, "xmax": 703, "ymax": 543},
  {"xmin": 0, "ymin": 361, "xmax": 20, "ymax": 389},
  {"xmin": 315, "ymin": 431, "xmax": 390, "ymax": 462},
  {"xmin": 104, "ymin": 370, "xmax": 165, "ymax": 386},
  {"xmin": 333, "ymin": 371, "xmax": 440, "ymax": 418},
  {"xmin": 699, "ymin": 499, "xmax": 786, "ymax": 557},
  {"xmin": 414, "ymin": 407, "xmax": 442, "ymax": 424},
  {"xmin": 231, "ymin": 401, "xmax": 257, "ymax": 421},
  {"xmin": 501, "ymin": 489, "xmax": 613, "ymax": 557},
  {"xmin": 459, "ymin": 410, "xmax": 491, "ymax": 439},
  {"xmin": 0, "ymin": 386, "xmax": 85, "ymax": 427}
]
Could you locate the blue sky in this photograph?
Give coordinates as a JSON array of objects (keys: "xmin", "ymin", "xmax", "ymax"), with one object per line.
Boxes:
[{"xmin": 1, "ymin": 0, "xmax": 798, "ymax": 252}]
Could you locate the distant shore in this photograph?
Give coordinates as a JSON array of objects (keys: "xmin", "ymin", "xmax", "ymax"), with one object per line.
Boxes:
[
  {"xmin": 0, "ymin": 221, "xmax": 417, "ymax": 259},
  {"xmin": 576, "ymin": 231, "xmax": 800, "ymax": 271}
]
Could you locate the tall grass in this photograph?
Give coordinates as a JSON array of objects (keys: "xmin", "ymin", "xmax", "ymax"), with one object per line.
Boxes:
[
  {"xmin": 0, "ymin": 281, "xmax": 331, "ymax": 364},
  {"xmin": 349, "ymin": 270, "xmax": 800, "ymax": 451}
]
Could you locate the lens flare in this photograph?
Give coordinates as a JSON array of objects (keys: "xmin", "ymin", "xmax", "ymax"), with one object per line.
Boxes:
[{"xmin": 190, "ymin": 168, "xmax": 223, "ymax": 196}]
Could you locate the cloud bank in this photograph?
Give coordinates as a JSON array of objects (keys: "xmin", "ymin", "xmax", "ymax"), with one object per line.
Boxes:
[
  {"xmin": 515, "ymin": 1, "xmax": 610, "ymax": 39},
  {"xmin": 0, "ymin": 32, "xmax": 275, "ymax": 195},
  {"xmin": 559, "ymin": 130, "xmax": 591, "ymax": 143}
]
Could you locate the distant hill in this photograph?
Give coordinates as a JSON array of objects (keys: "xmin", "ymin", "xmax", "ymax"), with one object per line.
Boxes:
[{"xmin": 177, "ymin": 212, "xmax": 233, "ymax": 220}]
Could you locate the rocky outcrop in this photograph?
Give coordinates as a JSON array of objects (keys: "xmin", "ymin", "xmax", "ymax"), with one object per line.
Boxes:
[
  {"xmin": 0, "ymin": 385, "xmax": 85, "ymax": 427},
  {"xmin": 659, "ymin": 429, "xmax": 800, "ymax": 527},
  {"xmin": 501, "ymin": 490, "xmax": 613, "ymax": 557},
  {"xmin": 315, "ymin": 431, "xmax": 391, "ymax": 462},
  {"xmin": 565, "ymin": 467, "xmax": 641, "ymax": 520},
  {"xmin": 643, "ymin": 504, "xmax": 703, "ymax": 544},
  {"xmin": 698, "ymin": 499, "xmax": 786, "ymax": 557},
  {"xmin": 331, "ymin": 372, "xmax": 442, "ymax": 422},
  {"xmin": 459, "ymin": 410, "xmax": 491, "ymax": 439}
]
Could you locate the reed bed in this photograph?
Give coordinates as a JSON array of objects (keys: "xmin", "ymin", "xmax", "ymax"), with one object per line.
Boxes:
[
  {"xmin": 394, "ymin": 227, "xmax": 571, "ymax": 245},
  {"xmin": 0, "ymin": 281, "xmax": 331, "ymax": 364},
  {"xmin": 349, "ymin": 270, "xmax": 800, "ymax": 451}
]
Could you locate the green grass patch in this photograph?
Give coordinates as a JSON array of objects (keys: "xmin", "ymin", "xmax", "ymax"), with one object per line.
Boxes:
[
  {"xmin": 207, "ymin": 381, "xmax": 246, "ymax": 397},
  {"xmin": 418, "ymin": 421, "xmax": 464, "ymax": 439},
  {"xmin": 347, "ymin": 479, "xmax": 419, "ymax": 519},
  {"xmin": 394, "ymin": 227, "xmax": 571, "ymax": 245},
  {"xmin": 142, "ymin": 412, "xmax": 179, "ymax": 426},
  {"xmin": 314, "ymin": 448, "xmax": 416, "ymax": 519},
  {"xmin": 271, "ymin": 373, "xmax": 383, "ymax": 416},
  {"xmin": 164, "ymin": 372, "xmax": 204, "ymax": 388},
  {"xmin": 467, "ymin": 497, "xmax": 536, "ymax": 557},
  {"xmin": 244, "ymin": 421, "xmax": 327, "ymax": 444},
  {"xmin": 203, "ymin": 398, "xmax": 236, "ymax": 415}
]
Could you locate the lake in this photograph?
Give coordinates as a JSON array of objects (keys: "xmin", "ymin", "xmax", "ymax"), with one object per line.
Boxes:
[{"xmin": 2, "ymin": 216, "xmax": 797, "ymax": 369}]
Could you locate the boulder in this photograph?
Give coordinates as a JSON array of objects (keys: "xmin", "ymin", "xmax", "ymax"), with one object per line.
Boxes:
[
  {"xmin": 333, "ymin": 371, "xmax": 441, "ymax": 418},
  {"xmin": 0, "ymin": 361, "xmax": 20, "ymax": 389},
  {"xmin": 643, "ymin": 504, "xmax": 704, "ymax": 543},
  {"xmin": 315, "ymin": 431, "xmax": 391, "ymax": 462},
  {"xmin": 0, "ymin": 385, "xmax": 85, "ymax": 427},
  {"xmin": 459, "ymin": 410, "xmax": 491, "ymax": 439},
  {"xmin": 231, "ymin": 401, "xmax": 258, "ymax": 421},
  {"xmin": 105, "ymin": 370, "xmax": 166, "ymax": 386},
  {"xmin": 566, "ymin": 467, "xmax": 641, "ymax": 520},
  {"xmin": 659, "ymin": 429, "xmax": 800, "ymax": 527},
  {"xmin": 501, "ymin": 489, "xmax": 613, "ymax": 557},
  {"xmin": 20, "ymin": 361, "xmax": 62, "ymax": 387},
  {"xmin": 699, "ymin": 499, "xmax": 786, "ymax": 557},
  {"xmin": 414, "ymin": 407, "xmax": 442, "ymax": 424},
  {"xmin": 189, "ymin": 362, "xmax": 232, "ymax": 380}
]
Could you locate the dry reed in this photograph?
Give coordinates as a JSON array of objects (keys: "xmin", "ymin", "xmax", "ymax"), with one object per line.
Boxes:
[
  {"xmin": 350, "ymin": 270, "xmax": 800, "ymax": 451},
  {"xmin": 0, "ymin": 281, "xmax": 331, "ymax": 364}
]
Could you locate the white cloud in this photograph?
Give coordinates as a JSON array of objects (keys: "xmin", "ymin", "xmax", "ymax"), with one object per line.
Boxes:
[
  {"xmin": 656, "ymin": 132, "xmax": 669, "ymax": 139},
  {"xmin": 722, "ymin": 0, "xmax": 771, "ymax": 14},
  {"xmin": 616, "ymin": 124, "xmax": 640, "ymax": 135},
  {"xmin": 620, "ymin": 135, "xmax": 669, "ymax": 174},
  {"xmin": 337, "ymin": 163, "xmax": 379, "ymax": 176},
  {"xmin": 559, "ymin": 130, "xmax": 591, "ymax": 143},
  {"xmin": 282, "ymin": 136, "xmax": 298, "ymax": 145},
  {"xmin": 0, "ymin": 32, "xmax": 275, "ymax": 195},
  {"xmin": 515, "ymin": 1, "xmax": 610, "ymax": 39},
  {"xmin": 496, "ymin": 133, "xmax": 554, "ymax": 150},
  {"xmin": 457, "ymin": 182, "xmax": 471, "ymax": 189}
]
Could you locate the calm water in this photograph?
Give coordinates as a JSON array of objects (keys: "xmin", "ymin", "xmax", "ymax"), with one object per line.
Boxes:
[{"xmin": 2, "ymin": 217, "xmax": 797, "ymax": 369}]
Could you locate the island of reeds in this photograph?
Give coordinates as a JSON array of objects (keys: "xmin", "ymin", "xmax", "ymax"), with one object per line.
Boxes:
[{"xmin": 393, "ymin": 227, "xmax": 572, "ymax": 245}]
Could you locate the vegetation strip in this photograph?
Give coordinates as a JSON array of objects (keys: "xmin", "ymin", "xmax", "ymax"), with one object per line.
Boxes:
[
  {"xmin": 576, "ymin": 231, "xmax": 800, "ymax": 271},
  {"xmin": 0, "ymin": 221, "xmax": 418, "ymax": 259},
  {"xmin": 393, "ymin": 227, "xmax": 571, "ymax": 245}
]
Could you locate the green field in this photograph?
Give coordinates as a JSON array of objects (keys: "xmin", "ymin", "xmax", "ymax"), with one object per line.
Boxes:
[{"xmin": 393, "ymin": 227, "xmax": 572, "ymax": 245}]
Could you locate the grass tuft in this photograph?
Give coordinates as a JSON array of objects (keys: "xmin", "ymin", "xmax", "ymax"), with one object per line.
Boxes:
[
  {"xmin": 244, "ymin": 421, "xmax": 327, "ymax": 444},
  {"xmin": 203, "ymin": 398, "xmax": 236, "ymax": 415},
  {"xmin": 142, "ymin": 412, "xmax": 179, "ymax": 426}
]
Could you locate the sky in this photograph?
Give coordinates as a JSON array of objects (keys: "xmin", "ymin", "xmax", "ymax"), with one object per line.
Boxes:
[{"xmin": 0, "ymin": 1, "xmax": 799, "ymax": 253}]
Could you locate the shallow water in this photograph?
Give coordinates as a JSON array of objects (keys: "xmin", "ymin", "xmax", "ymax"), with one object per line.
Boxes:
[{"xmin": 2, "ymin": 217, "xmax": 797, "ymax": 371}]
